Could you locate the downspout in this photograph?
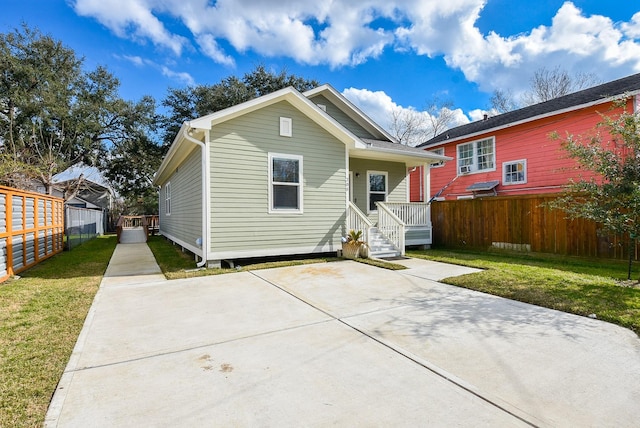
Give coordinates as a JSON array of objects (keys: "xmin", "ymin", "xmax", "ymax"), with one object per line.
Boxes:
[
  {"xmin": 345, "ymin": 145, "xmax": 350, "ymax": 238},
  {"xmin": 182, "ymin": 125, "xmax": 210, "ymax": 267}
]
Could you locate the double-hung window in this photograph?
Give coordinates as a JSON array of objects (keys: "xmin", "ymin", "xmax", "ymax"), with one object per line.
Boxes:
[
  {"xmin": 367, "ymin": 171, "xmax": 388, "ymax": 212},
  {"xmin": 269, "ymin": 153, "xmax": 303, "ymax": 213},
  {"xmin": 457, "ymin": 137, "xmax": 495, "ymax": 174},
  {"xmin": 164, "ymin": 182, "xmax": 171, "ymax": 215}
]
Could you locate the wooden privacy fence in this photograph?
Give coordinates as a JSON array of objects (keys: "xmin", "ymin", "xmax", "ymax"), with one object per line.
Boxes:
[
  {"xmin": 0, "ymin": 186, "xmax": 64, "ymax": 283},
  {"xmin": 430, "ymin": 194, "xmax": 637, "ymax": 260}
]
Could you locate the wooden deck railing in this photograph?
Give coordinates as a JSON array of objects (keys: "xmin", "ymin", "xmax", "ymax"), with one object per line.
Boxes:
[{"xmin": 116, "ymin": 215, "xmax": 159, "ymax": 243}]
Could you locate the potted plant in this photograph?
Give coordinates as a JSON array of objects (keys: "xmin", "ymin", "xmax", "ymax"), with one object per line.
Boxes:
[{"xmin": 342, "ymin": 229, "xmax": 368, "ymax": 259}]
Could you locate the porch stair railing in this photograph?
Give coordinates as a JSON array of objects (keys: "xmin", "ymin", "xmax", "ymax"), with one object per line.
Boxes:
[
  {"xmin": 376, "ymin": 202, "xmax": 405, "ymax": 256},
  {"xmin": 346, "ymin": 201, "xmax": 373, "ymax": 245}
]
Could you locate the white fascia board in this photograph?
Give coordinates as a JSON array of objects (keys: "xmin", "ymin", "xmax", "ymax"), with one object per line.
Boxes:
[
  {"xmin": 423, "ymin": 92, "xmax": 639, "ymax": 147},
  {"xmin": 304, "ymin": 84, "xmax": 398, "ymax": 143},
  {"xmin": 188, "ymin": 87, "xmax": 297, "ymax": 130},
  {"xmin": 153, "ymin": 122, "xmax": 188, "ymax": 186},
  {"xmin": 350, "ymin": 147, "xmax": 452, "ymax": 167},
  {"xmin": 188, "ymin": 86, "xmax": 327, "ymax": 130},
  {"xmin": 188, "ymin": 86, "xmax": 360, "ymax": 147}
]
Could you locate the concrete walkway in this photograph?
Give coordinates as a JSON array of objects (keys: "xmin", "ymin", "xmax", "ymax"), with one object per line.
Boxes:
[{"xmin": 45, "ymin": 245, "xmax": 640, "ymax": 427}]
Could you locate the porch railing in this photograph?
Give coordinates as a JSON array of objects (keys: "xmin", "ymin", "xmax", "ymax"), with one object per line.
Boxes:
[
  {"xmin": 116, "ymin": 215, "xmax": 149, "ymax": 243},
  {"xmin": 347, "ymin": 202, "xmax": 373, "ymax": 244},
  {"xmin": 377, "ymin": 202, "xmax": 405, "ymax": 255},
  {"xmin": 381, "ymin": 202, "xmax": 431, "ymax": 227}
]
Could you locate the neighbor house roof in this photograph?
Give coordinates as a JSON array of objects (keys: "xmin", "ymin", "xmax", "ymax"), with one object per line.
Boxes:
[{"xmin": 420, "ymin": 72, "xmax": 640, "ymax": 147}]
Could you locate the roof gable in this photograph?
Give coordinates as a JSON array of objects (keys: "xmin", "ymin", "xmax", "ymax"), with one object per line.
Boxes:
[
  {"xmin": 155, "ymin": 85, "xmax": 451, "ymax": 185},
  {"xmin": 421, "ymin": 72, "xmax": 640, "ymax": 147},
  {"xmin": 304, "ymin": 84, "xmax": 397, "ymax": 143}
]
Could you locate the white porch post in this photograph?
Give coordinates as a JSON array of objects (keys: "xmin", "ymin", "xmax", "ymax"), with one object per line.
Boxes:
[{"xmin": 424, "ymin": 164, "xmax": 431, "ymax": 203}]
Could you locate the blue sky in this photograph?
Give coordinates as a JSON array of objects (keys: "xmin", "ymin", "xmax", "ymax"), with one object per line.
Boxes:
[{"xmin": 3, "ymin": 0, "xmax": 640, "ymax": 135}]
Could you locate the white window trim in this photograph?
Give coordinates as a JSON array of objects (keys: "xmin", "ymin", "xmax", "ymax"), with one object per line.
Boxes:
[
  {"xmin": 268, "ymin": 153, "xmax": 303, "ymax": 214},
  {"xmin": 456, "ymin": 137, "xmax": 496, "ymax": 175},
  {"xmin": 502, "ymin": 159, "xmax": 527, "ymax": 185},
  {"xmin": 367, "ymin": 170, "xmax": 388, "ymax": 214},
  {"xmin": 430, "ymin": 147, "xmax": 445, "ymax": 168},
  {"xmin": 164, "ymin": 182, "xmax": 171, "ymax": 216},
  {"xmin": 279, "ymin": 117, "xmax": 292, "ymax": 137}
]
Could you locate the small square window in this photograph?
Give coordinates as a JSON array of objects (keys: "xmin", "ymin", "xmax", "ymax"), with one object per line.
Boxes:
[
  {"xmin": 503, "ymin": 160, "xmax": 527, "ymax": 185},
  {"xmin": 279, "ymin": 117, "xmax": 292, "ymax": 137}
]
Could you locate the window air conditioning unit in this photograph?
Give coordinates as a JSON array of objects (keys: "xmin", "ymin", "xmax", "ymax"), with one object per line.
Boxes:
[{"xmin": 459, "ymin": 165, "xmax": 471, "ymax": 174}]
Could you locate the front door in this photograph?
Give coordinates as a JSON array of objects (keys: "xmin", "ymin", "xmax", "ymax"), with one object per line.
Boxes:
[{"xmin": 367, "ymin": 171, "xmax": 388, "ymax": 213}]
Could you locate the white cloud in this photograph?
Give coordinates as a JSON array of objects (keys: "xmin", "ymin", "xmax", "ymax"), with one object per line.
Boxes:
[
  {"xmin": 196, "ymin": 34, "xmax": 235, "ymax": 67},
  {"xmin": 115, "ymin": 54, "xmax": 195, "ymax": 86},
  {"xmin": 621, "ymin": 12, "xmax": 640, "ymax": 38},
  {"xmin": 121, "ymin": 55, "xmax": 146, "ymax": 67},
  {"xmin": 342, "ymin": 87, "xmax": 399, "ymax": 129},
  {"xmin": 72, "ymin": 0, "xmax": 188, "ymax": 55},
  {"xmin": 73, "ymin": 0, "xmax": 640, "ymax": 100},
  {"xmin": 160, "ymin": 67, "xmax": 196, "ymax": 86},
  {"xmin": 343, "ymin": 87, "xmax": 469, "ymax": 142}
]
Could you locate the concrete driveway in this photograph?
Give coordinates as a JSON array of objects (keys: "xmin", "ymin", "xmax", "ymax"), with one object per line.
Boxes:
[{"xmin": 46, "ymin": 244, "xmax": 640, "ymax": 427}]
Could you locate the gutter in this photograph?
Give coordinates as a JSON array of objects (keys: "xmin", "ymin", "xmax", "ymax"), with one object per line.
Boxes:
[{"xmin": 181, "ymin": 124, "xmax": 210, "ymax": 268}]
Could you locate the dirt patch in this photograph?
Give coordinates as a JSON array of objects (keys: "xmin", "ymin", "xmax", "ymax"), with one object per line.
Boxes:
[{"xmin": 617, "ymin": 280, "xmax": 640, "ymax": 289}]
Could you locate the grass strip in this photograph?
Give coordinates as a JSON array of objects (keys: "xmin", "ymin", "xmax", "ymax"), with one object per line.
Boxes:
[
  {"xmin": 408, "ymin": 249, "xmax": 640, "ymax": 335},
  {"xmin": 0, "ymin": 235, "xmax": 117, "ymax": 428}
]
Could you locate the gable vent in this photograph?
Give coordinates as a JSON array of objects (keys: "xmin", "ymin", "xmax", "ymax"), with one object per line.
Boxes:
[{"xmin": 279, "ymin": 117, "xmax": 292, "ymax": 137}]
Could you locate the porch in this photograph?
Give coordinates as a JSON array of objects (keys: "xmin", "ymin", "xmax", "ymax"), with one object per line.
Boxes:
[{"xmin": 347, "ymin": 202, "xmax": 432, "ymax": 258}]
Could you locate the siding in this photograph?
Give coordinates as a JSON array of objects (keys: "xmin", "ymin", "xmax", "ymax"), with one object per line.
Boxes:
[
  {"xmin": 159, "ymin": 146, "xmax": 203, "ymax": 251},
  {"xmin": 349, "ymin": 157, "xmax": 408, "ymax": 223},
  {"xmin": 208, "ymin": 101, "xmax": 346, "ymax": 258},
  {"xmin": 428, "ymin": 101, "xmax": 628, "ymax": 199},
  {"xmin": 308, "ymin": 94, "xmax": 377, "ymax": 139}
]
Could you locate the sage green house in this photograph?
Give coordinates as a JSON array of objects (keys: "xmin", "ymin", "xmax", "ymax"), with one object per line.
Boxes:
[{"xmin": 153, "ymin": 85, "xmax": 450, "ymax": 267}]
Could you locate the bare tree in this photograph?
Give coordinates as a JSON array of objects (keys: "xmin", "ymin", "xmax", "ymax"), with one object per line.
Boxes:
[
  {"xmin": 425, "ymin": 98, "xmax": 459, "ymax": 139},
  {"xmin": 490, "ymin": 66, "xmax": 601, "ymax": 113},
  {"xmin": 490, "ymin": 88, "xmax": 519, "ymax": 114},
  {"xmin": 389, "ymin": 97, "xmax": 458, "ymax": 146},
  {"xmin": 389, "ymin": 108, "xmax": 430, "ymax": 146}
]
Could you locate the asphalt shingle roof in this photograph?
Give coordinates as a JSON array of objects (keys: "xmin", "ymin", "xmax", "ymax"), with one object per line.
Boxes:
[{"xmin": 420, "ymin": 72, "xmax": 640, "ymax": 147}]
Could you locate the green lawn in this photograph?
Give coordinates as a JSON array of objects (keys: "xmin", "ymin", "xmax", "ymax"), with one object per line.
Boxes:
[
  {"xmin": 408, "ymin": 249, "xmax": 640, "ymax": 335},
  {"xmin": 0, "ymin": 235, "xmax": 117, "ymax": 428}
]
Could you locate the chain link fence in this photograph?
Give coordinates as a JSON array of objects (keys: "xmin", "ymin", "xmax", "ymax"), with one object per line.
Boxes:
[{"xmin": 64, "ymin": 206, "xmax": 106, "ymax": 250}]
